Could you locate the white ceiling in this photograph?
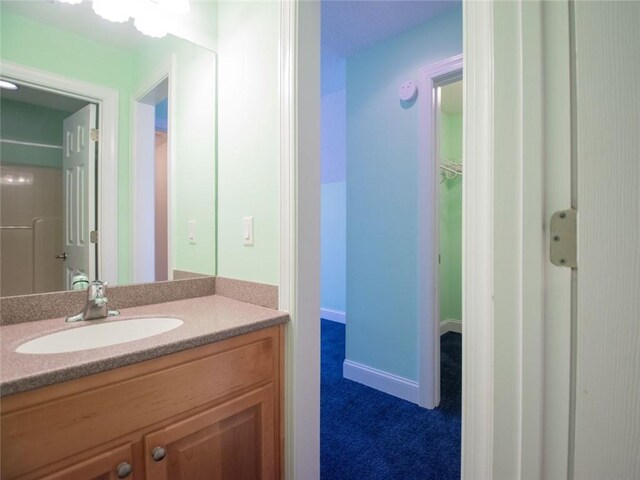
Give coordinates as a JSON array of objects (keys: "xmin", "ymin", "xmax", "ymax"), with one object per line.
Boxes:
[
  {"xmin": 1, "ymin": 83, "xmax": 89, "ymax": 113},
  {"xmin": 322, "ymin": 0, "xmax": 461, "ymax": 58}
]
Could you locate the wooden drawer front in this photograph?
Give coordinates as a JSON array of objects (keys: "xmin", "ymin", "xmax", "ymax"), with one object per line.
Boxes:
[
  {"xmin": 144, "ymin": 385, "xmax": 276, "ymax": 480},
  {"xmin": 1, "ymin": 335, "xmax": 275, "ymax": 479},
  {"xmin": 19, "ymin": 443, "xmax": 134, "ymax": 480}
]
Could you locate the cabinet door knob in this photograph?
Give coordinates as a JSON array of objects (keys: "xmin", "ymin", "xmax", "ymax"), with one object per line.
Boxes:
[
  {"xmin": 116, "ymin": 462, "xmax": 132, "ymax": 478},
  {"xmin": 152, "ymin": 446, "xmax": 167, "ymax": 461}
]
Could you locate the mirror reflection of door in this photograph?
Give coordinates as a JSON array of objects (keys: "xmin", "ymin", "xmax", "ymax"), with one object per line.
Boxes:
[
  {"xmin": 0, "ymin": 81, "xmax": 97, "ymax": 295},
  {"xmin": 63, "ymin": 104, "xmax": 97, "ymax": 289},
  {"xmin": 133, "ymin": 78, "xmax": 169, "ymax": 283}
]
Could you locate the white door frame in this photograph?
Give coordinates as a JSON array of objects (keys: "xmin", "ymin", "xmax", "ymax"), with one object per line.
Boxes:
[
  {"xmin": 0, "ymin": 61, "xmax": 119, "ymax": 286},
  {"xmin": 279, "ymin": 1, "xmax": 321, "ymax": 479},
  {"xmin": 130, "ymin": 58, "xmax": 175, "ymax": 283},
  {"xmin": 417, "ymin": 54, "xmax": 463, "ymax": 409},
  {"xmin": 283, "ymin": 1, "xmax": 572, "ymax": 479},
  {"xmin": 281, "ymin": 2, "xmax": 493, "ymax": 478}
]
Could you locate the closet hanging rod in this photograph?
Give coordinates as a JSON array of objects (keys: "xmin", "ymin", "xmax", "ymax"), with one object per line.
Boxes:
[
  {"xmin": 0, "ymin": 139, "xmax": 63, "ymax": 150},
  {"xmin": 440, "ymin": 164, "xmax": 462, "ymax": 176}
]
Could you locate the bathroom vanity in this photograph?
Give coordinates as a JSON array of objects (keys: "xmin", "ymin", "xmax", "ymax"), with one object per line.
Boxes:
[{"xmin": 0, "ymin": 283, "xmax": 287, "ymax": 480}]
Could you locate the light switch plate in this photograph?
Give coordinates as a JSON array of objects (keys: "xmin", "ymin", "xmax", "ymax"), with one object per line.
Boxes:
[{"xmin": 243, "ymin": 216, "xmax": 254, "ymax": 246}]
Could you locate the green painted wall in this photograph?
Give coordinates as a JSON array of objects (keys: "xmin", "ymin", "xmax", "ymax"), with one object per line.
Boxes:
[
  {"xmin": 0, "ymin": 9, "xmax": 135, "ymax": 283},
  {"xmin": 216, "ymin": 1, "xmax": 280, "ymax": 285},
  {"xmin": 439, "ymin": 112, "xmax": 462, "ymax": 322},
  {"xmin": 346, "ymin": 8, "xmax": 462, "ymax": 381},
  {"xmin": 0, "ymin": 99, "xmax": 67, "ymax": 169}
]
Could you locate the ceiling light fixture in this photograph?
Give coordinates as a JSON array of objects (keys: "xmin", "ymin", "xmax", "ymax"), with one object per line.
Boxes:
[
  {"xmin": 92, "ymin": 0, "xmax": 131, "ymax": 23},
  {"xmin": 133, "ymin": 0, "xmax": 169, "ymax": 38},
  {"xmin": 0, "ymin": 80, "xmax": 19, "ymax": 90},
  {"xmin": 157, "ymin": 0, "xmax": 190, "ymax": 15},
  {"xmin": 53, "ymin": 0, "xmax": 189, "ymax": 38}
]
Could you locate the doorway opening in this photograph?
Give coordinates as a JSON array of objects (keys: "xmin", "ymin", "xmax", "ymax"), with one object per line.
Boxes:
[
  {"xmin": 0, "ymin": 81, "xmax": 98, "ymax": 295},
  {"xmin": 417, "ymin": 55, "xmax": 463, "ymax": 409},
  {"xmin": 437, "ymin": 78, "xmax": 463, "ymax": 344},
  {"xmin": 132, "ymin": 77, "xmax": 170, "ymax": 283},
  {"xmin": 319, "ymin": 3, "xmax": 463, "ymax": 478}
]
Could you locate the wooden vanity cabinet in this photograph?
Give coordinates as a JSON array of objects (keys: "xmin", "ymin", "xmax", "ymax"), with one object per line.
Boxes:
[
  {"xmin": 38, "ymin": 444, "xmax": 135, "ymax": 480},
  {"xmin": 144, "ymin": 385, "xmax": 275, "ymax": 480},
  {"xmin": 0, "ymin": 325, "xmax": 284, "ymax": 480}
]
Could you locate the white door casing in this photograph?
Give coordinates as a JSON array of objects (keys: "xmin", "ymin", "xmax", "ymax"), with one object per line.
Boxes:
[
  {"xmin": 463, "ymin": 1, "xmax": 574, "ymax": 478},
  {"xmin": 132, "ymin": 101, "xmax": 157, "ymax": 284},
  {"xmin": 463, "ymin": 1, "xmax": 640, "ymax": 479},
  {"xmin": 418, "ymin": 54, "xmax": 463, "ymax": 410},
  {"xmin": 62, "ymin": 104, "xmax": 97, "ymax": 288}
]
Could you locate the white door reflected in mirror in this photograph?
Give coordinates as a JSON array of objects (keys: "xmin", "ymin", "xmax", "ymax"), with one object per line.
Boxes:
[{"xmin": 63, "ymin": 103, "xmax": 97, "ymax": 289}]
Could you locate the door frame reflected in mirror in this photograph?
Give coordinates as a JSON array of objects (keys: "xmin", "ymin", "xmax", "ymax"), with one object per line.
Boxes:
[
  {"xmin": 2, "ymin": 61, "xmax": 119, "ymax": 286},
  {"xmin": 131, "ymin": 57, "xmax": 175, "ymax": 284}
]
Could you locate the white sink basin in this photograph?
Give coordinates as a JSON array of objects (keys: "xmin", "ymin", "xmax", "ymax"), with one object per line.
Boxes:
[{"xmin": 16, "ymin": 317, "xmax": 184, "ymax": 354}]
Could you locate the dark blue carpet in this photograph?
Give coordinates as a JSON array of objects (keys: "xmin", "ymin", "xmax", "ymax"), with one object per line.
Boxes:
[{"xmin": 320, "ymin": 319, "xmax": 461, "ymax": 480}]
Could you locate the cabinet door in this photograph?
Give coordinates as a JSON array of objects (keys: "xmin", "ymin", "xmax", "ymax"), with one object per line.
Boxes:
[
  {"xmin": 40, "ymin": 444, "xmax": 134, "ymax": 480},
  {"xmin": 144, "ymin": 385, "xmax": 276, "ymax": 480}
]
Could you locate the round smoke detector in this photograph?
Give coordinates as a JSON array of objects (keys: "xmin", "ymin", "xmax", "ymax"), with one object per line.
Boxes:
[{"xmin": 399, "ymin": 80, "xmax": 417, "ymax": 102}]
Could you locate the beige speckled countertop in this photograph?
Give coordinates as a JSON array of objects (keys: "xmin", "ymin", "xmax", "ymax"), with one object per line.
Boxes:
[{"xmin": 0, "ymin": 295, "xmax": 288, "ymax": 397}]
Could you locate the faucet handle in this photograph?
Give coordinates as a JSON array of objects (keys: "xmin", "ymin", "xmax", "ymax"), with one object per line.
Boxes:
[{"xmin": 87, "ymin": 280, "xmax": 107, "ymax": 299}]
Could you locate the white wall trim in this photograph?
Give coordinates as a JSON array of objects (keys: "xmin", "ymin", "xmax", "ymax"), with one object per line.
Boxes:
[
  {"xmin": 320, "ymin": 308, "xmax": 346, "ymax": 324},
  {"xmin": 281, "ymin": 1, "xmax": 321, "ymax": 479},
  {"xmin": 0, "ymin": 61, "xmax": 119, "ymax": 286},
  {"xmin": 343, "ymin": 360, "xmax": 420, "ymax": 405},
  {"xmin": 462, "ymin": 1, "xmax": 495, "ymax": 479},
  {"xmin": 440, "ymin": 319, "xmax": 463, "ymax": 335},
  {"xmin": 417, "ymin": 53, "xmax": 463, "ymax": 410}
]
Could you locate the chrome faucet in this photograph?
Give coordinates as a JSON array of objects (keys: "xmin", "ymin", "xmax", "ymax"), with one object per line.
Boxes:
[{"xmin": 66, "ymin": 280, "xmax": 120, "ymax": 322}]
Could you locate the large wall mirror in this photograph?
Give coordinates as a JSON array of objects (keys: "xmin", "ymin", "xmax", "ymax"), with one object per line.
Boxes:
[{"xmin": 0, "ymin": 1, "xmax": 217, "ymax": 296}]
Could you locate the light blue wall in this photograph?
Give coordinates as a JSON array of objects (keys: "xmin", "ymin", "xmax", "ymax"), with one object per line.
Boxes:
[
  {"xmin": 321, "ymin": 48, "xmax": 346, "ymax": 315},
  {"xmin": 346, "ymin": 8, "xmax": 462, "ymax": 381},
  {"xmin": 321, "ymin": 89, "xmax": 346, "ymax": 184},
  {"xmin": 321, "ymin": 181, "xmax": 346, "ymax": 314}
]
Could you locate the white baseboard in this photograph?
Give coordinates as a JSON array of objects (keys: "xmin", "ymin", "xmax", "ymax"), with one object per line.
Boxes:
[
  {"xmin": 343, "ymin": 359, "xmax": 419, "ymax": 404},
  {"xmin": 320, "ymin": 308, "xmax": 346, "ymax": 324},
  {"xmin": 440, "ymin": 318, "xmax": 462, "ymax": 335}
]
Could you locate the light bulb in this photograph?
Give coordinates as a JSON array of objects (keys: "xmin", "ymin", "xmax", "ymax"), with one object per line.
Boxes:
[
  {"xmin": 0, "ymin": 80, "xmax": 19, "ymax": 90},
  {"xmin": 157, "ymin": 0, "xmax": 189, "ymax": 15},
  {"xmin": 134, "ymin": 1, "xmax": 169, "ymax": 38},
  {"xmin": 92, "ymin": 0, "xmax": 131, "ymax": 23}
]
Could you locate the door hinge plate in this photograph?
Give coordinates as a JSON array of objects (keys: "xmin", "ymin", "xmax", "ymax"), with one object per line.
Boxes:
[
  {"xmin": 90, "ymin": 231, "xmax": 98, "ymax": 244},
  {"xmin": 90, "ymin": 128, "xmax": 100, "ymax": 142},
  {"xmin": 550, "ymin": 208, "xmax": 577, "ymax": 268}
]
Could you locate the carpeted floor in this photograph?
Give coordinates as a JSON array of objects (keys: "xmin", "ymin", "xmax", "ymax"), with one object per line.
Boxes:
[{"xmin": 321, "ymin": 319, "xmax": 462, "ymax": 480}]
